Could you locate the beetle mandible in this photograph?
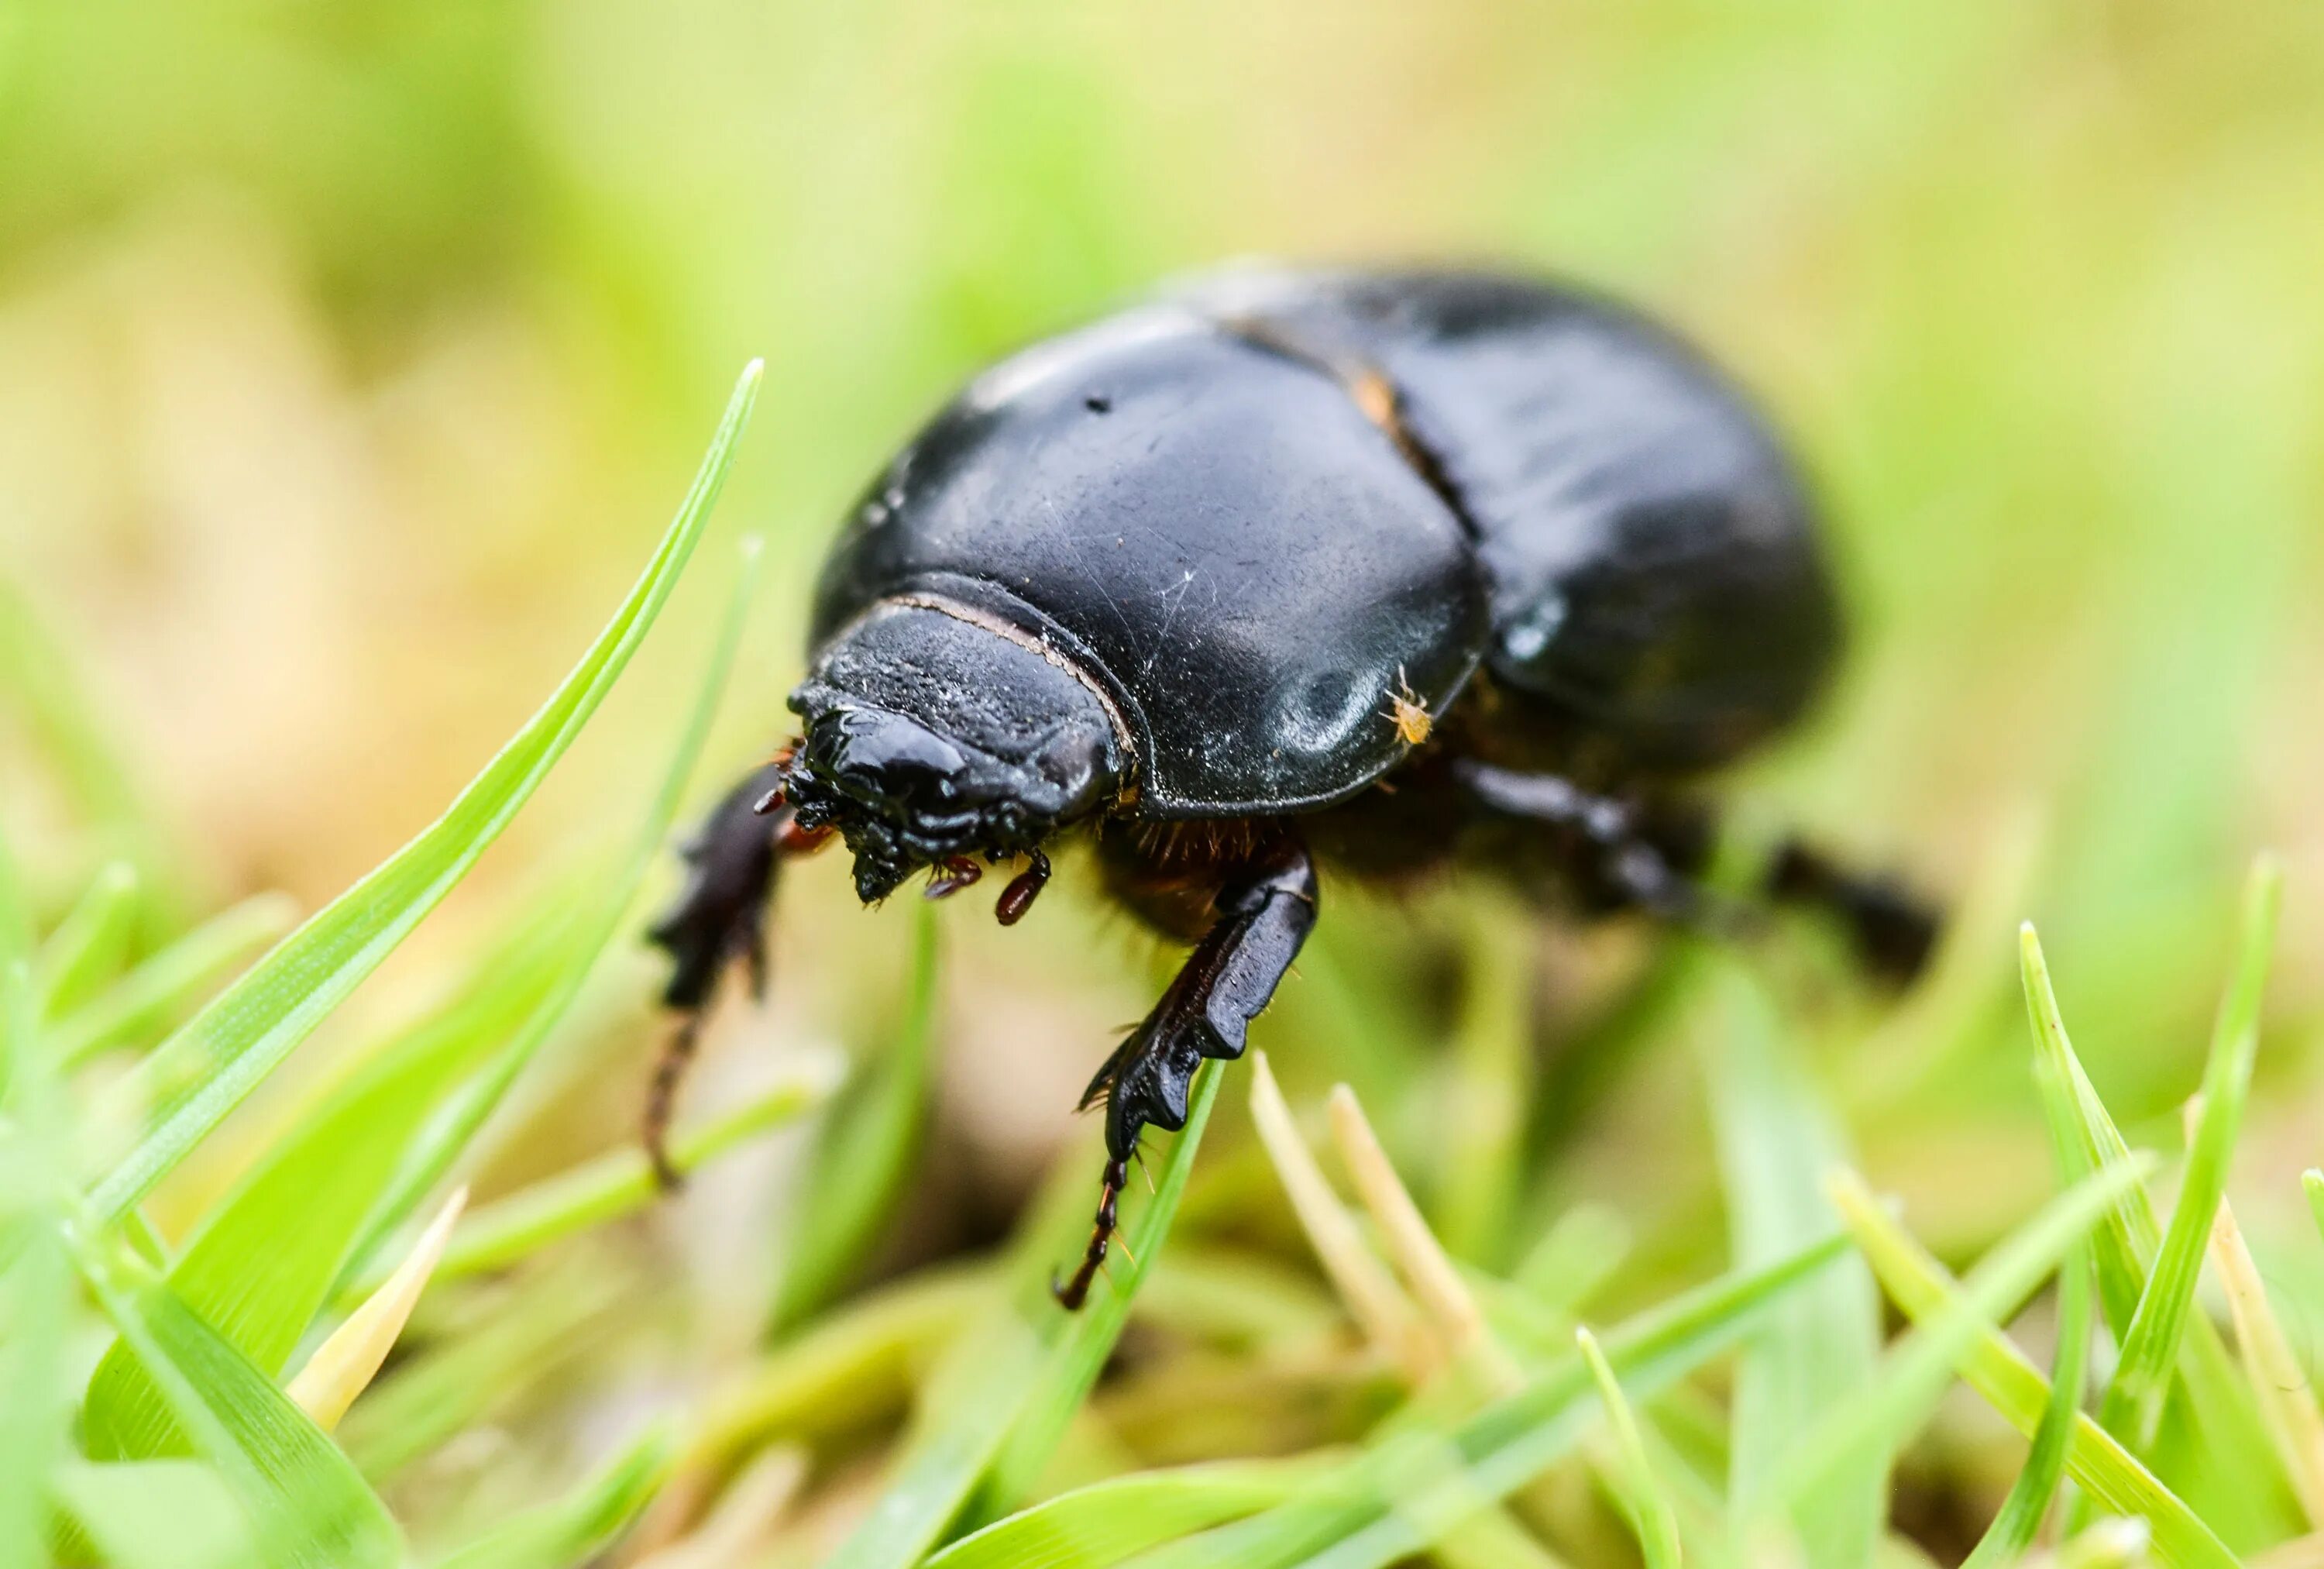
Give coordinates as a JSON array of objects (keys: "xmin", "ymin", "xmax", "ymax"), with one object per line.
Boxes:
[{"xmin": 646, "ymin": 266, "xmax": 1937, "ymax": 1309}]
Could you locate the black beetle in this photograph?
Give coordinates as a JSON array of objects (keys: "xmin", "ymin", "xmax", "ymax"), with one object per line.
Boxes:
[{"xmin": 648, "ymin": 266, "xmax": 1936, "ymax": 1309}]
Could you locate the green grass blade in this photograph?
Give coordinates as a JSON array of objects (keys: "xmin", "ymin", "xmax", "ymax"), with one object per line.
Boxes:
[
  {"xmin": 2020, "ymin": 921, "xmax": 2161, "ymax": 1330},
  {"xmin": 335, "ymin": 537, "xmax": 767, "ymax": 1289},
  {"xmin": 2303, "ymin": 1170, "xmax": 2324, "ymax": 1244},
  {"xmin": 47, "ymin": 893, "xmax": 297, "ymax": 1069},
  {"xmin": 2099, "ymin": 856, "xmax": 2281, "ymax": 1453},
  {"xmin": 769, "ymin": 903, "xmax": 941, "ymax": 1332},
  {"xmin": 924, "ymin": 1456, "xmax": 1343, "ymax": 1569},
  {"xmin": 2023, "ymin": 919, "xmax": 2284, "ymax": 1536},
  {"xmin": 70, "ymin": 1227, "xmax": 403, "ymax": 1569},
  {"xmin": 83, "ymin": 360, "xmax": 761, "ymax": 1220},
  {"xmin": 428, "ymin": 1427, "xmax": 669, "ymax": 1569},
  {"xmin": 1960, "ymin": 1243, "xmax": 2094, "ymax": 1569},
  {"xmin": 77, "ymin": 923, "xmax": 570, "ymax": 1460},
  {"xmin": 1773, "ymin": 1159, "xmax": 2149, "ymax": 1516},
  {"xmin": 826, "ymin": 1064, "xmax": 1224, "ymax": 1569},
  {"xmin": 50, "ymin": 1460, "xmax": 253, "ymax": 1569},
  {"xmin": 1576, "ymin": 1325, "xmax": 1682, "ymax": 1569},
  {"xmin": 82, "ymin": 531, "xmax": 768, "ymax": 1459},
  {"xmin": 394, "ymin": 1055, "xmax": 841, "ymax": 1288},
  {"xmin": 1835, "ymin": 1175, "xmax": 2238, "ymax": 1569},
  {"xmin": 1699, "ymin": 964, "xmax": 1882, "ymax": 1568},
  {"xmin": 33, "ymin": 858, "xmax": 139, "ymax": 1019}
]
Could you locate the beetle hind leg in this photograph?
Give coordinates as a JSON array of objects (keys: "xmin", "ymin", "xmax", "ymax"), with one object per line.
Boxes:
[
  {"xmin": 1054, "ymin": 837, "xmax": 1318, "ymax": 1310},
  {"xmin": 1765, "ymin": 838, "xmax": 1939, "ymax": 984},
  {"xmin": 642, "ymin": 755, "xmax": 830, "ymax": 1188}
]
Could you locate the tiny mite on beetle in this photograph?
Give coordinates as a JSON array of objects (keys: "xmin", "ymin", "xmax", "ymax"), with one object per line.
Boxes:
[{"xmin": 646, "ymin": 266, "xmax": 1939, "ymax": 1309}]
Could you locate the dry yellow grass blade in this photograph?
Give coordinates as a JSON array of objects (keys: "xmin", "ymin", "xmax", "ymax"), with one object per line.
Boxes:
[
  {"xmin": 286, "ymin": 1187, "xmax": 466, "ymax": 1433},
  {"xmin": 1325, "ymin": 1082, "xmax": 1521, "ymax": 1393},
  {"xmin": 2208, "ymin": 1196, "xmax": 2324, "ymax": 1523},
  {"xmin": 1247, "ymin": 1052, "xmax": 1433, "ymax": 1381},
  {"xmin": 2176, "ymin": 1097, "xmax": 2324, "ymax": 1524}
]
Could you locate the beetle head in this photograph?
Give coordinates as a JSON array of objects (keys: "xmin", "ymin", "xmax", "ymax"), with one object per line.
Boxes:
[{"xmin": 780, "ymin": 602, "xmax": 1123, "ymax": 902}]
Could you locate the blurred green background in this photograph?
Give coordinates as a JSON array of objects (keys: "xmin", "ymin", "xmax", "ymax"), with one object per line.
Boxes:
[{"xmin": 5, "ymin": 2, "xmax": 2324, "ymax": 1556}]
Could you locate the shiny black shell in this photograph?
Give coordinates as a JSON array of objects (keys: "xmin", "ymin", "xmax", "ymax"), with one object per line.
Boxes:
[{"xmin": 809, "ymin": 267, "xmax": 1841, "ymax": 815}]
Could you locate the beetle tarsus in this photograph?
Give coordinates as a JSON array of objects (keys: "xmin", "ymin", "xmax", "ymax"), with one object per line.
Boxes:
[{"xmin": 1053, "ymin": 1155, "xmax": 1129, "ymax": 1310}]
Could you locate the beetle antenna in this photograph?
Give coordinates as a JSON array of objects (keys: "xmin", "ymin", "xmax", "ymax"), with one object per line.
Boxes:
[{"xmin": 1050, "ymin": 1154, "xmax": 1128, "ymax": 1311}]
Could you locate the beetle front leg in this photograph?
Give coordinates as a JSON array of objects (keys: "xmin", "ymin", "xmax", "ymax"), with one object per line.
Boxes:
[
  {"xmin": 1054, "ymin": 837, "xmax": 1318, "ymax": 1309},
  {"xmin": 643, "ymin": 754, "xmax": 832, "ymax": 1188}
]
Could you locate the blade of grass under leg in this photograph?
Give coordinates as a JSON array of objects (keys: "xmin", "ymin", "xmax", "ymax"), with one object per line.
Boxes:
[
  {"xmin": 84, "ymin": 360, "xmax": 761, "ymax": 1220},
  {"xmin": 2099, "ymin": 856, "xmax": 2281, "ymax": 1454},
  {"xmin": 987, "ymin": 1063, "xmax": 1228, "ymax": 1506},
  {"xmin": 827, "ymin": 1064, "xmax": 1223, "ymax": 1569},
  {"xmin": 1833, "ymin": 1177, "xmax": 2237, "ymax": 1569}
]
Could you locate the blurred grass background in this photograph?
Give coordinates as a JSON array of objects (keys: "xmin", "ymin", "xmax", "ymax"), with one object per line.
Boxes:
[{"xmin": 5, "ymin": 3, "xmax": 2324, "ymax": 1560}]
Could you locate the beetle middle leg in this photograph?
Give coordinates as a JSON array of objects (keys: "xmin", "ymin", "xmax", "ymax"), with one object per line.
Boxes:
[
  {"xmin": 1453, "ymin": 759, "xmax": 1733, "ymax": 931},
  {"xmin": 643, "ymin": 754, "xmax": 832, "ymax": 1187},
  {"xmin": 1454, "ymin": 759, "xmax": 1937, "ymax": 982},
  {"xmin": 1054, "ymin": 832, "xmax": 1318, "ymax": 1309}
]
